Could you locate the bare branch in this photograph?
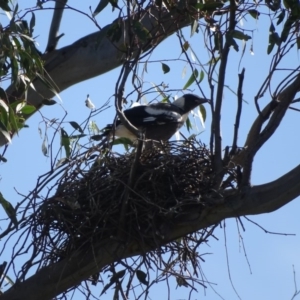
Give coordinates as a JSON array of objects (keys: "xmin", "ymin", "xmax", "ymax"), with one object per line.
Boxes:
[
  {"xmin": 213, "ymin": 0, "xmax": 237, "ymax": 187},
  {"xmin": 231, "ymin": 68, "xmax": 244, "ymax": 155},
  {"xmin": 291, "ymin": 265, "xmax": 300, "ymax": 300},
  {"xmin": 232, "ymin": 73, "xmax": 300, "ymax": 175},
  {"xmin": 257, "ymin": 74, "xmax": 300, "ymax": 149},
  {"xmin": 46, "ymin": 0, "xmax": 68, "ymax": 52}
]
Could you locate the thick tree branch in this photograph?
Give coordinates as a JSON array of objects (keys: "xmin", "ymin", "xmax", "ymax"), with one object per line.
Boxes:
[
  {"xmin": 3, "ymin": 4, "xmax": 195, "ymax": 147},
  {"xmin": 2, "ymin": 163, "xmax": 300, "ymax": 300}
]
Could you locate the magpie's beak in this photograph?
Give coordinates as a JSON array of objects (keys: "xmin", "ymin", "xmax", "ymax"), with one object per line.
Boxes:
[{"xmin": 197, "ymin": 98, "xmax": 210, "ymax": 105}]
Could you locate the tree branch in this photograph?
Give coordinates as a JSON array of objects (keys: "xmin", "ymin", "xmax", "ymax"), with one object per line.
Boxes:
[
  {"xmin": 213, "ymin": 0, "xmax": 237, "ymax": 187},
  {"xmin": 46, "ymin": 0, "xmax": 67, "ymax": 52},
  {"xmin": 233, "ymin": 73, "xmax": 300, "ymax": 171},
  {"xmin": 3, "ymin": 4, "xmax": 195, "ymax": 147},
  {"xmin": 2, "ymin": 163, "xmax": 300, "ymax": 300},
  {"xmin": 231, "ymin": 68, "xmax": 244, "ymax": 155}
]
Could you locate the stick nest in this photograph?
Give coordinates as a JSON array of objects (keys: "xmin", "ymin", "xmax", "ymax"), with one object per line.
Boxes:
[{"xmin": 33, "ymin": 140, "xmax": 229, "ymax": 265}]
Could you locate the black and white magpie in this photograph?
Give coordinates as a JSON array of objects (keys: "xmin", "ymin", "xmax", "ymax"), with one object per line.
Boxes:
[{"xmin": 101, "ymin": 94, "xmax": 209, "ymax": 143}]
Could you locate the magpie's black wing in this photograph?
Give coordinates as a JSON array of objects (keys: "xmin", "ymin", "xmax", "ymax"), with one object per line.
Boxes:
[{"xmin": 123, "ymin": 103, "xmax": 183, "ymax": 127}]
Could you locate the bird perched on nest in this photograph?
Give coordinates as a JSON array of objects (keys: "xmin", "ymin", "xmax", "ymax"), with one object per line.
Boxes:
[{"xmin": 100, "ymin": 94, "xmax": 209, "ymax": 145}]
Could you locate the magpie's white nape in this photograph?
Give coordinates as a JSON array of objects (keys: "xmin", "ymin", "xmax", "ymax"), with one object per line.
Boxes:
[{"xmin": 101, "ymin": 94, "xmax": 209, "ymax": 143}]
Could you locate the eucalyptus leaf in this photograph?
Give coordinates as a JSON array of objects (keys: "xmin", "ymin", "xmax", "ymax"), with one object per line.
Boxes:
[
  {"xmin": 0, "ymin": 192, "xmax": 18, "ymax": 228},
  {"xmin": 0, "ymin": 120, "xmax": 11, "ymax": 144},
  {"xmin": 61, "ymin": 128, "xmax": 71, "ymax": 158},
  {"xmin": 42, "ymin": 135, "xmax": 48, "ymax": 156},
  {"xmin": 93, "ymin": 0, "xmax": 109, "ymax": 16},
  {"xmin": 248, "ymin": 9, "xmax": 260, "ymax": 19},
  {"xmin": 161, "ymin": 63, "xmax": 170, "ymax": 74},
  {"xmin": 42, "ymin": 99, "xmax": 57, "ymax": 106},
  {"xmin": 183, "ymin": 69, "xmax": 198, "ymax": 90},
  {"xmin": 136, "ymin": 270, "xmax": 148, "ymax": 286},
  {"xmin": 69, "ymin": 121, "xmax": 84, "ymax": 133}
]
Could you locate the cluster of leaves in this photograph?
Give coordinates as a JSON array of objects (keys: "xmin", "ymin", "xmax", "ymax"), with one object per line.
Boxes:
[
  {"xmin": 0, "ymin": 2, "xmax": 47, "ymax": 232},
  {"xmin": 0, "ymin": 2, "xmax": 57, "ymax": 146},
  {"xmin": 0, "ymin": 3, "xmax": 43, "ymax": 86},
  {"xmin": 0, "ymin": 98, "xmax": 36, "ymax": 145},
  {"xmin": 100, "ymin": 268, "xmax": 148, "ymax": 298},
  {"xmin": 190, "ymin": 0, "xmax": 300, "ymax": 55},
  {"xmin": 267, "ymin": 0, "xmax": 300, "ymax": 54}
]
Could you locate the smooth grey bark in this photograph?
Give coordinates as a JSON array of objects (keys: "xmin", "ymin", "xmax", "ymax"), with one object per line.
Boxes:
[{"xmin": 2, "ymin": 163, "xmax": 300, "ymax": 300}]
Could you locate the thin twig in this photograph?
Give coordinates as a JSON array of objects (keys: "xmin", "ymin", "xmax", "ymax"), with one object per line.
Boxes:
[
  {"xmin": 223, "ymin": 220, "xmax": 242, "ymax": 300},
  {"xmin": 291, "ymin": 265, "xmax": 300, "ymax": 300},
  {"xmin": 244, "ymin": 216, "xmax": 296, "ymax": 236}
]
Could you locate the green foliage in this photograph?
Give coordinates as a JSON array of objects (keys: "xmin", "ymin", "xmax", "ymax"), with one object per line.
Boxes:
[
  {"xmin": 69, "ymin": 121, "xmax": 84, "ymax": 134},
  {"xmin": 183, "ymin": 69, "xmax": 199, "ymax": 90},
  {"xmin": 248, "ymin": 9, "xmax": 260, "ymax": 19},
  {"xmin": 93, "ymin": 0, "xmax": 119, "ymax": 15},
  {"xmin": 19, "ymin": 104, "xmax": 36, "ymax": 115},
  {"xmin": 0, "ymin": 0, "xmax": 11, "ymax": 11},
  {"xmin": 194, "ymin": 1, "xmax": 224, "ymax": 11},
  {"xmin": 90, "ymin": 134, "xmax": 103, "ymax": 141},
  {"xmin": 231, "ymin": 30, "xmax": 251, "ymax": 41},
  {"xmin": 276, "ymin": 10, "xmax": 286, "ymax": 25},
  {"xmin": 136, "ymin": 270, "xmax": 148, "ymax": 286},
  {"xmin": 225, "ymin": 32, "xmax": 239, "ymax": 52},
  {"xmin": 161, "ymin": 63, "xmax": 170, "ymax": 74},
  {"xmin": 0, "ymin": 95, "xmax": 36, "ymax": 143},
  {"xmin": 186, "ymin": 117, "xmax": 192, "ymax": 132},
  {"xmin": 0, "ymin": 8, "xmax": 44, "ymax": 87},
  {"xmin": 107, "ymin": 21, "xmax": 122, "ymax": 43},
  {"xmin": 61, "ymin": 128, "xmax": 71, "ymax": 158},
  {"xmin": 41, "ymin": 134, "xmax": 48, "ymax": 156},
  {"xmin": 42, "ymin": 99, "xmax": 57, "ymax": 106},
  {"xmin": 0, "ymin": 119, "xmax": 11, "ymax": 144},
  {"xmin": 93, "ymin": 0, "xmax": 109, "ymax": 16},
  {"xmin": 213, "ymin": 31, "xmax": 223, "ymax": 52},
  {"xmin": 182, "ymin": 41, "xmax": 190, "ymax": 52},
  {"xmin": 265, "ymin": 0, "xmax": 281, "ymax": 11},
  {"xmin": 132, "ymin": 20, "xmax": 151, "ymax": 43},
  {"xmin": 191, "ymin": 19, "xmax": 199, "ymax": 37},
  {"xmin": 199, "ymin": 104, "xmax": 206, "ymax": 122},
  {"xmin": 268, "ymin": 22, "xmax": 280, "ymax": 54},
  {"xmin": 112, "ymin": 137, "xmax": 133, "ymax": 150},
  {"xmin": 100, "ymin": 269, "xmax": 126, "ymax": 296},
  {"xmin": 281, "ymin": 16, "xmax": 294, "ymax": 42},
  {"xmin": 199, "ymin": 70, "xmax": 204, "ymax": 83},
  {"xmin": 108, "ymin": 0, "xmax": 119, "ymax": 10},
  {"xmin": 0, "ymin": 192, "xmax": 18, "ymax": 228},
  {"xmin": 0, "ymin": 2, "xmax": 60, "ymax": 140},
  {"xmin": 261, "ymin": 0, "xmax": 300, "ymax": 54}
]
